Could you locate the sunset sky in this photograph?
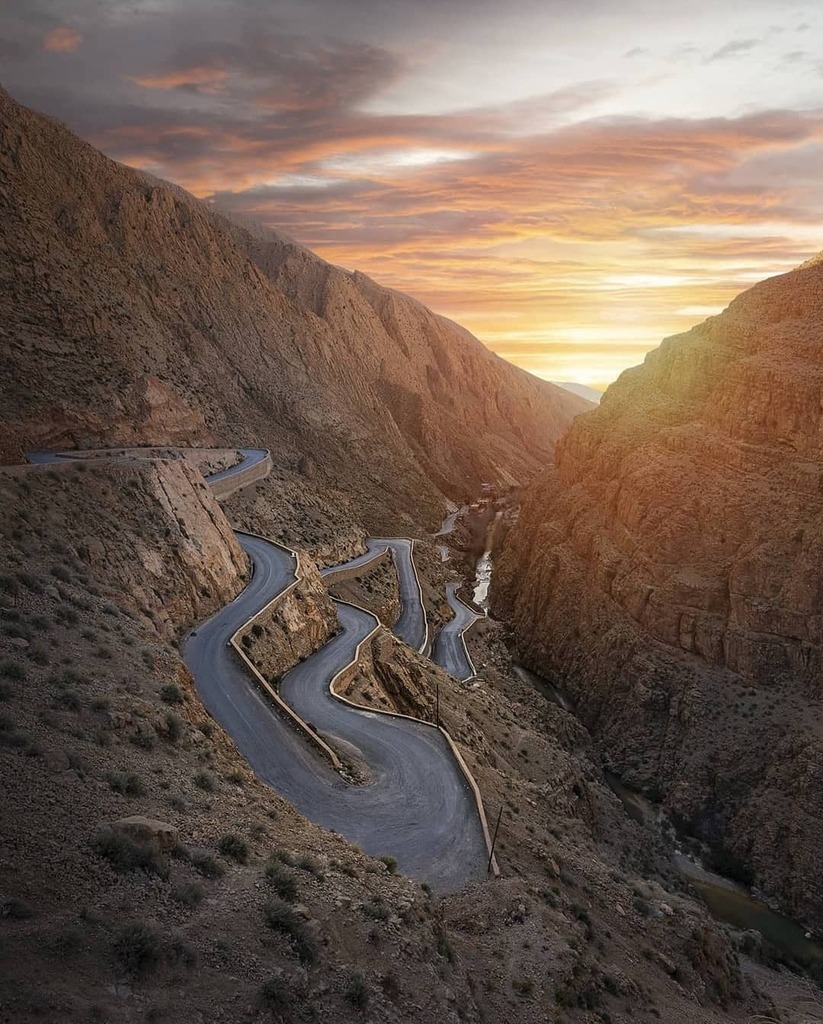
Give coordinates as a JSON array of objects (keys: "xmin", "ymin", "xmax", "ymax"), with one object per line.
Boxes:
[{"xmin": 3, "ymin": 1, "xmax": 823, "ymax": 387}]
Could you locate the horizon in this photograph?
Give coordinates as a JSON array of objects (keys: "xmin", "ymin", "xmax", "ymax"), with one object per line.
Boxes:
[{"xmin": 2, "ymin": 0, "xmax": 822, "ymax": 388}]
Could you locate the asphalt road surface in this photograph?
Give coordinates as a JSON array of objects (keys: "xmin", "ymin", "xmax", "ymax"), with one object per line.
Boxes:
[
  {"xmin": 185, "ymin": 533, "xmax": 487, "ymax": 890},
  {"xmin": 29, "ymin": 447, "xmax": 487, "ymax": 888},
  {"xmin": 205, "ymin": 447, "xmax": 269, "ymax": 486},
  {"xmin": 432, "ymin": 583, "xmax": 481, "ymax": 681},
  {"xmin": 322, "ymin": 538, "xmax": 429, "ymax": 653},
  {"xmin": 28, "ymin": 446, "xmax": 269, "ymax": 484}
]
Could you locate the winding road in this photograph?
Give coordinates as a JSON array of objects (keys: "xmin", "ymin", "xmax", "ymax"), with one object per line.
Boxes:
[
  {"xmin": 185, "ymin": 533, "xmax": 486, "ymax": 889},
  {"xmin": 431, "ymin": 582, "xmax": 481, "ymax": 682},
  {"xmin": 27, "ymin": 447, "xmax": 490, "ymax": 889},
  {"xmin": 322, "ymin": 538, "xmax": 429, "ymax": 654}
]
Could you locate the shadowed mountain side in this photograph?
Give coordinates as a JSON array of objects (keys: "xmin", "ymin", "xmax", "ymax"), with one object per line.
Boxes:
[
  {"xmin": 493, "ymin": 255, "xmax": 823, "ymax": 928},
  {"xmin": 0, "ymin": 87, "xmax": 589, "ymax": 531}
]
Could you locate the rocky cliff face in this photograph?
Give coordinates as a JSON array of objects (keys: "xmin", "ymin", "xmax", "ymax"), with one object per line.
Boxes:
[
  {"xmin": 0, "ymin": 457, "xmax": 245, "ymax": 635},
  {"xmin": 494, "ymin": 257, "xmax": 823, "ymax": 926},
  {"xmin": 0, "ymin": 87, "xmax": 588, "ymax": 531}
]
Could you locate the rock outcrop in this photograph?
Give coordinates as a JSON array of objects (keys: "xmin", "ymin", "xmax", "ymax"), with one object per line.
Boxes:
[
  {"xmin": 494, "ymin": 256, "xmax": 823, "ymax": 927},
  {"xmin": 0, "ymin": 86, "xmax": 589, "ymax": 529},
  {"xmin": 0, "ymin": 457, "xmax": 245, "ymax": 634}
]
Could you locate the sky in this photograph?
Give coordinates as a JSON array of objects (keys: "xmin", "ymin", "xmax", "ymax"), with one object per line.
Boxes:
[{"xmin": 2, "ymin": 1, "xmax": 823, "ymax": 388}]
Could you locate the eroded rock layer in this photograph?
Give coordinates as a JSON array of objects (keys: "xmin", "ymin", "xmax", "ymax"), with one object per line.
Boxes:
[{"xmin": 494, "ymin": 256, "xmax": 823, "ymax": 926}]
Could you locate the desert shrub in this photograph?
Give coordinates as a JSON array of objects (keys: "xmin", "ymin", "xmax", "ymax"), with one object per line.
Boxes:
[
  {"xmin": 90, "ymin": 827, "xmax": 168, "ymax": 879},
  {"xmin": 378, "ymin": 855, "xmax": 398, "ymax": 875},
  {"xmin": 171, "ymin": 881, "xmax": 205, "ymax": 908},
  {"xmin": 0, "ymin": 574, "xmax": 19, "ymax": 596},
  {"xmin": 111, "ymin": 922, "xmax": 162, "ymax": 977},
  {"xmin": 218, "ymin": 834, "xmax": 249, "ymax": 863},
  {"xmin": 159, "ymin": 683, "xmax": 184, "ymax": 705},
  {"xmin": 27, "ymin": 641, "xmax": 49, "ymax": 665},
  {"xmin": 51, "ymin": 565, "xmax": 73, "ymax": 583},
  {"xmin": 271, "ymin": 848, "xmax": 298, "ymax": 867},
  {"xmin": 193, "ymin": 769, "xmax": 216, "ymax": 792},
  {"xmin": 0, "ymin": 681, "xmax": 12, "ymax": 701},
  {"xmin": 106, "ymin": 771, "xmax": 145, "ymax": 796},
  {"xmin": 227, "ymin": 769, "xmax": 245, "ymax": 786},
  {"xmin": 164, "ymin": 712, "xmax": 184, "ymax": 742},
  {"xmin": 54, "ymin": 605, "xmax": 79, "ymax": 625},
  {"xmin": 175, "ymin": 844, "xmax": 225, "ymax": 879},
  {"xmin": 166, "ymin": 934, "xmax": 197, "ymax": 968},
  {"xmin": 265, "ymin": 860, "xmax": 298, "ymax": 901},
  {"xmin": 258, "ymin": 975, "xmax": 294, "ymax": 1011},
  {"xmin": 0, "ymin": 661, "xmax": 25, "ymax": 682},
  {"xmin": 362, "ymin": 899, "xmax": 390, "ymax": 922},
  {"xmin": 345, "ymin": 971, "xmax": 369, "ymax": 1009},
  {"xmin": 1, "ymin": 897, "xmax": 33, "ymax": 920},
  {"xmin": 264, "ymin": 899, "xmax": 318, "ymax": 965},
  {"xmin": 16, "ymin": 572, "xmax": 43, "ymax": 594},
  {"xmin": 129, "ymin": 727, "xmax": 156, "ymax": 750},
  {"xmin": 91, "ymin": 696, "xmax": 110, "ymax": 712},
  {"xmin": 436, "ymin": 930, "xmax": 456, "ymax": 963},
  {"xmin": 296, "ymin": 853, "xmax": 324, "ymax": 878},
  {"xmin": 54, "ymin": 689, "xmax": 82, "ymax": 711}
]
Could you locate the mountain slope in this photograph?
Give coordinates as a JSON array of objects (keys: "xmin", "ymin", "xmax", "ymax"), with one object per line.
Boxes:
[
  {"xmin": 0, "ymin": 87, "xmax": 588, "ymax": 530},
  {"xmin": 494, "ymin": 257, "xmax": 823, "ymax": 927}
]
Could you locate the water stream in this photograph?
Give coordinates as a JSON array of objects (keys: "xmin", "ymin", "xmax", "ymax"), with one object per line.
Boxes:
[{"xmin": 472, "ymin": 512, "xmax": 501, "ymax": 610}]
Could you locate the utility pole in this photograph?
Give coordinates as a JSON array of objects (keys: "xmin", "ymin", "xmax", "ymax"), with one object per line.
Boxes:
[{"xmin": 487, "ymin": 806, "xmax": 503, "ymax": 874}]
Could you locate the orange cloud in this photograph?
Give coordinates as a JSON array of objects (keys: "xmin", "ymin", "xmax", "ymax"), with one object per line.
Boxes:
[
  {"xmin": 43, "ymin": 26, "xmax": 82, "ymax": 53},
  {"xmin": 131, "ymin": 65, "xmax": 230, "ymax": 93}
]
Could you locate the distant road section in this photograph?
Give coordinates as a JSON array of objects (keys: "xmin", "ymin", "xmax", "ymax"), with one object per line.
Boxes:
[
  {"xmin": 432, "ymin": 583, "xmax": 481, "ymax": 681},
  {"xmin": 322, "ymin": 538, "xmax": 429, "ymax": 654},
  {"xmin": 27, "ymin": 446, "xmax": 271, "ymax": 500}
]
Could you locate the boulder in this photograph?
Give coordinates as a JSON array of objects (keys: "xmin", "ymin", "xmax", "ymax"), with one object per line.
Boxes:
[{"xmin": 111, "ymin": 815, "xmax": 178, "ymax": 854}]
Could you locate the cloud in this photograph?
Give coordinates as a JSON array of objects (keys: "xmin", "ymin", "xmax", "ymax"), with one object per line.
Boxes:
[
  {"xmin": 42, "ymin": 26, "xmax": 82, "ymax": 53},
  {"xmin": 131, "ymin": 63, "xmax": 230, "ymax": 94},
  {"xmin": 704, "ymin": 38, "xmax": 759, "ymax": 63},
  {"xmin": 4, "ymin": 0, "xmax": 823, "ymax": 385}
]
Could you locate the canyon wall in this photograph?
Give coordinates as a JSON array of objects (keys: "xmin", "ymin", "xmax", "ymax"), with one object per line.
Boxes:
[
  {"xmin": 494, "ymin": 255, "xmax": 823, "ymax": 926},
  {"xmin": 0, "ymin": 87, "xmax": 589, "ymax": 532}
]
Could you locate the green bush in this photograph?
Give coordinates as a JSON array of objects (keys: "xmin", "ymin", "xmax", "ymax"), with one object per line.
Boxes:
[
  {"xmin": 164, "ymin": 712, "xmax": 184, "ymax": 742},
  {"xmin": 271, "ymin": 848, "xmax": 298, "ymax": 867},
  {"xmin": 362, "ymin": 899, "xmax": 390, "ymax": 922},
  {"xmin": 171, "ymin": 881, "xmax": 205, "ymax": 907},
  {"xmin": 296, "ymin": 853, "xmax": 324, "ymax": 879},
  {"xmin": 378, "ymin": 855, "xmax": 398, "ymax": 875},
  {"xmin": 264, "ymin": 898, "xmax": 318, "ymax": 965},
  {"xmin": 174, "ymin": 844, "xmax": 225, "ymax": 879},
  {"xmin": 54, "ymin": 689, "xmax": 82, "ymax": 711},
  {"xmin": 193, "ymin": 769, "xmax": 216, "ymax": 792},
  {"xmin": 111, "ymin": 922, "xmax": 162, "ymax": 977},
  {"xmin": 265, "ymin": 859, "xmax": 298, "ymax": 901},
  {"xmin": 160, "ymin": 683, "xmax": 184, "ymax": 705},
  {"xmin": 91, "ymin": 827, "xmax": 168, "ymax": 878},
  {"xmin": 258, "ymin": 975, "xmax": 294, "ymax": 1011},
  {"xmin": 106, "ymin": 771, "xmax": 145, "ymax": 797},
  {"xmin": 345, "ymin": 971, "xmax": 369, "ymax": 1009},
  {"xmin": 218, "ymin": 834, "xmax": 249, "ymax": 863}
]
